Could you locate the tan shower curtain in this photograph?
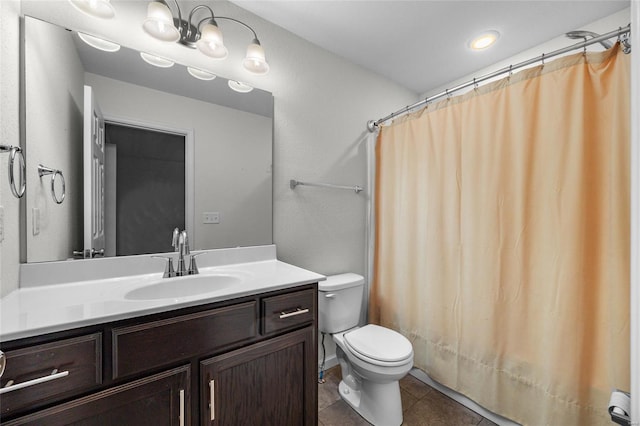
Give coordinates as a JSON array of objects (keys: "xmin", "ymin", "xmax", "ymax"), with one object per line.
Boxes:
[{"xmin": 370, "ymin": 45, "xmax": 630, "ymax": 426}]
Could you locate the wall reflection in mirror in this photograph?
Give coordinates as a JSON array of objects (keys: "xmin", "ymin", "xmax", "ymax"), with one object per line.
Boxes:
[{"xmin": 23, "ymin": 16, "xmax": 274, "ymax": 263}]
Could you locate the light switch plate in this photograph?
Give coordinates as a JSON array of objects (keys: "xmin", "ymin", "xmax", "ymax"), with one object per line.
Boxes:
[{"xmin": 203, "ymin": 212, "xmax": 220, "ymax": 224}]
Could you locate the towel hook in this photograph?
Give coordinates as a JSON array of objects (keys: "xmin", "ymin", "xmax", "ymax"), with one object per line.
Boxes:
[
  {"xmin": 38, "ymin": 164, "xmax": 65, "ymax": 204},
  {"xmin": 0, "ymin": 145, "xmax": 26, "ymax": 198}
]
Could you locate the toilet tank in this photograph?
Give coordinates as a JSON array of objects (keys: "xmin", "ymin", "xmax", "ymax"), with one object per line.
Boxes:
[{"xmin": 318, "ymin": 273, "xmax": 365, "ymax": 333}]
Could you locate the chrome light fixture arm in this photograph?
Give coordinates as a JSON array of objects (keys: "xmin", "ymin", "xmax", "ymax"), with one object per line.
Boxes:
[
  {"xmin": 142, "ymin": 0, "xmax": 270, "ymax": 74},
  {"xmin": 216, "ymin": 16, "xmax": 258, "ymax": 40}
]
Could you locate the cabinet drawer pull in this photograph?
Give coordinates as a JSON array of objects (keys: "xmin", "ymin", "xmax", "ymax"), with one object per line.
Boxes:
[
  {"xmin": 279, "ymin": 308, "xmax": 310, "ymax": 319},
  {"xmin": 209, "ymin": 379, "xmax": 215, "ymax": 421},
  {"xmin": 179, "ymin": 389, "xmax": 185, "ymax": 426},
  {"xmin": 0, "ymin": 369, "xmax": 69, "ymax": 394}
]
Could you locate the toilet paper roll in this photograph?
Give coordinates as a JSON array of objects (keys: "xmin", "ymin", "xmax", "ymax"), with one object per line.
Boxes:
[{"xmin": 608, "ymin": 390, "xmax": 630, "ymax": 422}]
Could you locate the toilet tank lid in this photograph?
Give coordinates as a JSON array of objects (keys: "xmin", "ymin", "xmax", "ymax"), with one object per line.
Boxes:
[{"xmin": 318, "ymin": 273, "xmax": 364, "ymax": 291}]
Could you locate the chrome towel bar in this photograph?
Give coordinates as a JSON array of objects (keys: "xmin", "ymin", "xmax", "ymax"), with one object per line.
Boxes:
[
  {"xmin": 0, "ymin": 145, "xmax": 26, "ymax": 198},
  {"xmin": 290, "ymin": 179, "xmax": 363, "ymax": 194}
]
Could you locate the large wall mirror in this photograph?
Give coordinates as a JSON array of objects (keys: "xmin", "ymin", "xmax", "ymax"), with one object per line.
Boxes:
[{"xmin": 23, "ymin": 16, "xmax": 273, "ymax": 263}]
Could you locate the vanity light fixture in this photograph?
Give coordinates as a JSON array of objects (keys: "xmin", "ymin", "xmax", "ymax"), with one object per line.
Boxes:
[
  {"xmin": 228, "ymin": 80, "xmax": 253, "ymax": 93},
  {"xmin": 469, "ymin": 30, "xmax": 500, "ymax": 50},
  {"xmin": 77, "ymin": 32, "xmax": 120, "ymax": 52},
  {"xmin": 140, "ymin": 52, "xmax": 175, "ymax": 68},
  {"xmin": 187, "ymin": 67, "xmax": 217, "ymax": 81},
  {"xmin": 142, "ymin": 1, "xmax": 270, "ymax": 75},
  {"xmin": 68, "ymin": 0, "xmax": 115, "ymax": 19}
]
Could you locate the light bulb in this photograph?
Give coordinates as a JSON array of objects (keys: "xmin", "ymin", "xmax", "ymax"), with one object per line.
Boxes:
[
  {"xmin": 196, "ymin": 22, "xmax": 228, "ymax": 59},
  {"xmin": 469, "ymin": 30, "xmax": 500, "ymax": 50},
  {"xmin": 142, "ymin": 1, "xmax": 180, "ymax": 42},
  {"xmin": 243, "ymin": 39, "xmax": 269, "ymax": 75}
]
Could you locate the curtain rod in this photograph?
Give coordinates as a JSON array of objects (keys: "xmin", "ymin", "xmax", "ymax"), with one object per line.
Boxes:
[{"xmin": 368, "ymin": 24, "xmax": 631, "ymax": 132}]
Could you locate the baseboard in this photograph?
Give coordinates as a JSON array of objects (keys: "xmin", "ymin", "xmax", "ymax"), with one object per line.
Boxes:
[{"xmin": 409, "ymin": 369, "xmax": 521, "ymax": 426}]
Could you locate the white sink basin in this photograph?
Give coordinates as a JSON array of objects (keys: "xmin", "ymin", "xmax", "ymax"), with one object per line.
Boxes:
[{"xmin": 125, "ymin": 274, "xmax": 242, "ymax": 300}]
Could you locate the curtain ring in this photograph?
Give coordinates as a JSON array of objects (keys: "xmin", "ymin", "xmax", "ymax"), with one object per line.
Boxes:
[
  {"xmin": 508, "ymin": 65, "xmax": 513, "ymax": 77},
  {"xmin": 38, "ymin": 164, "xmax": 65, "ymax": 204},
  {"xmin": 473, "ymin": 77, "xmax": 478, "ymax": 90},
  {"xmin": 541, "ymin": 53, "xmax": 545, "ymax": 66},
  {"xmin": 1, "ymin": 145, "xmax": 26, "ymax": 198},
  {"xmin": 445, "ymin": 88, "xmax": 451, "ymax": 99}
]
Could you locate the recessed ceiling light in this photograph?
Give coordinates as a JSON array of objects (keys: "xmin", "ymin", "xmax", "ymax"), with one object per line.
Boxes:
[
  {"xmin": 77, "ymin": 32, "xmax": 120, "ymax": 52},
  {"xmin": 469, "ymin": 30, "xmax": 500, "ymax": 50},
  {"xmin": 228, "ymin": 80, "xmax": 253, "ymax": 93},
  {"xmin": 187, "ymin": 67, "xmax": 217, "ymax": 81},
  {"xmin": 140, "ymin": 52, "xmax": 175, "ymax": 68}
]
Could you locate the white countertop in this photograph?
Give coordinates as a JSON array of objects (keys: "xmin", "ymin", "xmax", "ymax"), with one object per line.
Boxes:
[{"xmin": 0, "ymin": 259, "xmax": 325, "ymax": 342}]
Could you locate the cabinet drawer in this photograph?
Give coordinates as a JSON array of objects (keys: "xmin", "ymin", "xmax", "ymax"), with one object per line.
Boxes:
[
  {"xmin": 4, "ymin": 365, "xmax": 190, "ymax": 426},
  {"xmin": 112, "ymin": 301, "xmax": 257, "ymax": 379},
  {"xmin": 262, "ymin": 289, "xmax": 316, "ymax": 335},
  {"xmin": 0, "ymin": 333, "xmax": 102, "ymax": 417}
]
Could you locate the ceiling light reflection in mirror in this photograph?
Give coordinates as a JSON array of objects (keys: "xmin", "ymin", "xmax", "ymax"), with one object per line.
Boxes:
[
  {"xmin": 77, "ymin": 32, "xmax": 120, "ymax": 52},
  {"xmin": 140, "ymin": 52, "xmax": 175, "ymax": 68}
]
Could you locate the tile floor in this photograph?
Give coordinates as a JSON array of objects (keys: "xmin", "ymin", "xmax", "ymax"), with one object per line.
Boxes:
[{"xmin": 318, "ymin": 366, "xmax": 498, "ymax": 426}]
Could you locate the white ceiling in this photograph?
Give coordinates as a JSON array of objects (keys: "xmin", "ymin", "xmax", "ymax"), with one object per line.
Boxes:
[{"xmin": 232, "ymin": 1, "xmax": 629, "ymax": 94}]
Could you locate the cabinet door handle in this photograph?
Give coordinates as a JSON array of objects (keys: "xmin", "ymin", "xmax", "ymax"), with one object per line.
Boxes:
[
  {"xmin": 0, "ymin": 369, "xmax": 69, "ymax": 395},
  {"xmin": 179, "ymin": 389, "xmax": 184, "ymax": 426},
  {"xmin": 279, "ymin": 308, "xmax": 310, "ymax": 319},
  {"xmin": 179, "ymin": 389, "xmax": 185, "ymax": 426},
  {"xmin": 209, "ymin": 379, "xmax": 215, "ymax": 421}
]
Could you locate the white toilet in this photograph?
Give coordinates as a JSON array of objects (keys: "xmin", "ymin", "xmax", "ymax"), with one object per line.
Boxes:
[{"xmin": 319, "ymin": 273, "xmax": 413, "ymax": 426}]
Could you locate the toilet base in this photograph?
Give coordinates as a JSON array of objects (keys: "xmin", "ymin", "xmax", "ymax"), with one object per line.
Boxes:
[{"xmin": 338, "ymin": 378, "xmax": 403, "ymax": 426}]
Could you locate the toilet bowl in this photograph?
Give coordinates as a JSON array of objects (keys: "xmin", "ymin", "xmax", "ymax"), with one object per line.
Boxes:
[{"xmin": 319, "ymin": 273, "xmax": 413, "ymax": 426}]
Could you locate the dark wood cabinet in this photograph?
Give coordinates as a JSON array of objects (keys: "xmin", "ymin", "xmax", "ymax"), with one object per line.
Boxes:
[
  {"xmin": 3, "ymin": 365, "xmax": 190, "ymax": 426},
  {"xmin": 201, "ymin": 327, "xmax": 316, "ymax": 425},
  {"xmin": 0, "ymin": 284, "xmax": 317, "ymax": 425},
  {"xmin": 0, "ymin": 333, "xmax": 102, "ymax": 417}
]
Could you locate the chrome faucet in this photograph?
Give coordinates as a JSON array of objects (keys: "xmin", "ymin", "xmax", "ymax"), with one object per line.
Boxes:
[{"xmin": 153, "ymin": 228, "xmax": 201, "ymax": 278}]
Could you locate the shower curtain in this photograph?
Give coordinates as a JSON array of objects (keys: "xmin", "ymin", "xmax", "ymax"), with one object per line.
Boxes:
[{"xmin": 370, "ymin": 45, "xmax": 630, "ymax": 425}]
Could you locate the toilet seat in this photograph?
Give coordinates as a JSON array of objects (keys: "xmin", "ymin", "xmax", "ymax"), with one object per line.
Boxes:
[{"xmin": 344, "ymin": 325, "xmax": 413, "ymax": 366}]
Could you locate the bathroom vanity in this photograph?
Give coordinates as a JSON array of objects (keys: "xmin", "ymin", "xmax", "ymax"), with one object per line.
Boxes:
[{"xmin": 0, "ymin": 247, "xmax": 322, "ymax": 425}]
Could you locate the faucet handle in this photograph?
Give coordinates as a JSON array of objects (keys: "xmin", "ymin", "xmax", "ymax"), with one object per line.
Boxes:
[
  {"xmin": 151, "ymin": 255, "xmax": 176, "ymax": 278},
  {"xmin": 171, "ymin": 228, "xmax": 180, "ymax": 251},
  {"xmin": 187, "ymin": 252, "xmax": 206, "ymax": 275},
  {"xmin": 179, "ymin": 231, "xmax": 190, "ymax": 256}
]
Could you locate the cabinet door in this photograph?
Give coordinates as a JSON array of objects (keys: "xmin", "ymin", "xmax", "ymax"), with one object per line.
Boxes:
[
  {"xmin": 201, "ymin": 327, "xmax": 317, "ymax": 426},
  {"xmin": 4, "ymin": 365, "xmax": 190, "ymax": 426}
]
